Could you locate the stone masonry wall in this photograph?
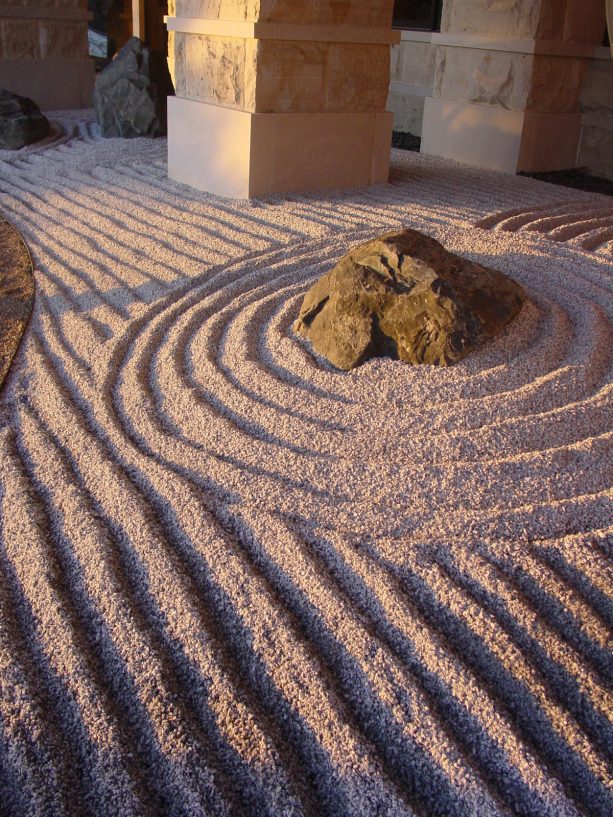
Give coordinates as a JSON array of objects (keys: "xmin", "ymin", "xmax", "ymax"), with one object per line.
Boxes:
[
  {"xmin": 0, "ymin": 0, "xmax": 88, "ymax": 61},
  {"xmin": 172, "ymin": 0, "xmax": 395, "ymax": 27},
  {"xmin": 577, "ymin": 51, "xmax": 613, "ymax": 180},
  {"xmin": 173, "ymin": 31, "xmax": 390, "ymax": 113},
  {"xmin": 0, "ymin": 0, "xmax": 93, "ymax": 108},
  {"xmin": 388, "ymin": 35, "xmax": 436, "ymax": 135}
]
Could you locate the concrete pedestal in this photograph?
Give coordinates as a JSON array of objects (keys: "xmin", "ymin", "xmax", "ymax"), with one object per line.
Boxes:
[
  {"xmin": 422, "ymin": 0, "xmax": 606, "ymax": 174},
  {"xmin": 166, "ymin": 3, "xmax": 399, "ymax": 198}
]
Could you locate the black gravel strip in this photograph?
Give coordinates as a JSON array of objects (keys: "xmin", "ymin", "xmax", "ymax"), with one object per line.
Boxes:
[
  {"xmin": 518, "ymin": 168, "xmax": 613, "ymax": 197},
  {"xmin": 392, "ymin": 131, "xmax": 421, "ymax": 152}
]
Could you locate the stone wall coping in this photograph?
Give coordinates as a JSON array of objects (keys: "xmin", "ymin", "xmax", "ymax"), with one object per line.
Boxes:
[
  {"xmin": 397, "ymin": 30, "xmax": 433, "ymax": 43},
  {"xmin": 432, "ymin": 32, "xmax": 598, "ymax": 59},
  {"xmin": 592, "ymin": 46, "xmax": 612, "ymax": 61},
  {"xmin": 0, "ymin": 6, "xmax": 90, "ymax": 20},
  {"xmin": 165, "ymin": 16, "xmax": 401, "ymax": 45},
  {"xmin": 581, "ymin": 112, "xmax": 613, "ymax": 130},
  {"xmin": 389, "ymin": 80, "xmax": 431, "ymax": 97}
]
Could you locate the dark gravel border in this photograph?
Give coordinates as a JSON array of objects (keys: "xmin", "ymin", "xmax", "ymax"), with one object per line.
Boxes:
[
  {"xmin": 392, "ymin": 132, "xmax": 613, "ymax": 197},
  {"xmin": 518, "ymin": 168, "xmax": 613, "ymax": 197},
  {"xmin": 0, "ymin": 216, "xmax": 35, "ymax": 391}
]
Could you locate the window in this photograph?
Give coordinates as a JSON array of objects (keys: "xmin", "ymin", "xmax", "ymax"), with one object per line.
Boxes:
[{"xmin": 393, "ymin": 0, "xmax": 443, "ymax": 31}]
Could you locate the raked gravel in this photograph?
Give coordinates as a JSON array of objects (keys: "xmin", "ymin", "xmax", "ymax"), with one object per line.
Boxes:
[{"xmin": 0, "ymin": 111, "xmax": 611, "ymax": 817}]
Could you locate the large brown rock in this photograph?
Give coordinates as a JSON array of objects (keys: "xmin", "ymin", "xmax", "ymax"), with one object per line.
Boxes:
[{"xmin": 294, "ymin": 229, "xmax": 527, "ymax": 369}]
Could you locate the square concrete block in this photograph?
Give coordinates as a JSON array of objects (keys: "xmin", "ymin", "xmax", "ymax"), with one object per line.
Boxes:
[
  {"xmin": 422, "ymin": 97, "xmax": 523, "ymax": 173},
  {"xmin": 168, "ymin": 96, "xmax": 393, "ymax": 197}
]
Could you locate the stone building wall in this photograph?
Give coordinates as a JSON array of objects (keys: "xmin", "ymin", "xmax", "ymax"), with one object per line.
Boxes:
[
  {"xmin": 0, "ymin": 0, "xmax": 94, "ymax": 109},
  {"xmin": 388, "ymin": 30, "xmax": 435, "ymax": 136},
  {"xmin": 577, "ymin": 47, "xmax": 613, "ymax": 180},
  {"xmin": 388, "ymin": 0, "xmax": 613, "ymax": 179}
]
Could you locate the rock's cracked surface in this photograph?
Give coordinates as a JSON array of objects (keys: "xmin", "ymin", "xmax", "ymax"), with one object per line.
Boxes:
[{"xmin": 294, "ymin": 228, "xmax": 527, "ymax": 369}]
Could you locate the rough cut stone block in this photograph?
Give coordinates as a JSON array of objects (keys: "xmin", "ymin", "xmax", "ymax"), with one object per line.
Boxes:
[
  {"xmin": 579, "ymin": 58, "xmax": 613, "ymax": 114},
  {"xmin": 173, "ymin": 0, "xmax": 394, "ymax": 26},
  {"xmin": 443, "ymin": 0, "xmax": 542, "ymax": 39},
  {"xmin": 180, "ymin": 33, "xmax": 257, "ymax": 108},
  {"xmin": 577, "ymin": 122, "xmax": 613, "ymax": 180},
  {"xmin": 323, "ymin": 43, "xmax": 389, "ymax": 111},
  {"xmin": 387, "ymin": 90, "xmax": 425, "ymax": 135},
  {"xmin": 40, "ymin": 20, "xmax": 88, "ymax": 59},
  {"xmin": 528, "ymin": 56, "xmax": 586, "ymax": 112},
  {"xmin": 1, "ymin": 19, "xmax": 39, "ymax": 59},
  {"xmin": 561, "ymin": 0, "xmax": 606, "ymax": 44},
  {"xmin": 391, "ymin": 41, "xmax": 436, "ymax": 88},
  {"xmin": 433, "ymin": 46, "xmax": 534, "ymax": 111},
  {"xmin": 175, "ymin": 33, "xmax": 389, "ymax": 113}
]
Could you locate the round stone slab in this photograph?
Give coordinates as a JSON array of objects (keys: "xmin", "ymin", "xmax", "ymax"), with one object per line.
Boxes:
[
  {"xmin": 294, "ymin": 228, "xmax": 527, "ymax": 369},
  {"xmin": 0, "ymin": 217, "xmax": 34, "ymax": 389}
]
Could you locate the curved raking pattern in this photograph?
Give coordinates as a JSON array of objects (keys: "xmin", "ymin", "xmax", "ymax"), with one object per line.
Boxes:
[{"xmin": 0, "ymin": 117, "xmax": 611, "ymax": 817}]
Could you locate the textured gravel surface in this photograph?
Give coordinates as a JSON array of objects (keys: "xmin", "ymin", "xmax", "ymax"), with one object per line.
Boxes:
[{"xmin": 0, "ymin": 111, "xmax": 611, "ymax": 817}]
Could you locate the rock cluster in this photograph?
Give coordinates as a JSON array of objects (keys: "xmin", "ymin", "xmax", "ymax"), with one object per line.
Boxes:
[
  {"xmin": 0, "ymin": 90, "xmax": 50, "ymax": 150},
  {"xmin": 94, "ymin": 37, "xmax": 174, "ymax": 138},
  {"xmin": 294, "ymin": 229, "xmax": 527, "ymax": 369}
]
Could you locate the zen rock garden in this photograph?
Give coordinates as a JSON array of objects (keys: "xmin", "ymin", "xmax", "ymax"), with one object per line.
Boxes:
[{"xmin": 295, "ymin": 228, "xmax": 527, "ymax": 369}]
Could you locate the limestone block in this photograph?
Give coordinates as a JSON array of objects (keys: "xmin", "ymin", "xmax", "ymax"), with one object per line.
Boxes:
[
  {"xmin": 433, "ymin": 46, "xmax": 534, "ymax": 110},
  {"xmin": 167, "ymin": 29, "xmax": 176, "ymax": 84},
  {"xmin": 178, "ymin": 33, "xmax": 257, "ymax": 109},
  {"xmin": 307, "ymin": 0, "xmax": 395, "ymax": 28},
  {"xmin": 579, "ymin": 58, "xmax": 613, "ymax": 114},
  {"xmin": 391, "ymin": 40, "xmax": 435, "ymax": 88},
  {"xmin": 0, "ymin": 18, "xmax": 39, "ymax": 59},
  {"xmin": 323, "ymin": 43, "xmax": 389, "ymax": 111},
  {"xmin": 387, "ymin": 89, "xmax": 425, "ymax": 135},
  {"xmin": 40, "ymin": 19, "xmax": 88, "ymax": 58},
  {"xmin": 0, "ymin": 0, "xmax": 52, "ymax": 6},
  {"xmin": 442, "ymin": 0, "xmax": 542, "ymax": 39},
  {"xmin": 176, "ymin": 33, "xmax": 389, "ymax": 113},
  {"xmin": 577, "ymin": 121, "xmax": 613, "ymax": 180},
  {"xmin": 254, "ymin": 40, "xmax": 326, "ymax": 112},
  {"xmin": 528, "ymin": 56, "xmax": 586, "ymax": 112},
  {"xmin": 173, "ymin": 0, "xmax": 395, "ymax": 26},
  {"xmin": 561, "ymin": 0, "xmax": 606, "ymax": 44},
  {"xmin": 517, "ymin": 110, "xmax": 582, "ymax": 170},
  {"xmin": 174, "ymin": 0, "xmax": 259, "ymax": 21}
]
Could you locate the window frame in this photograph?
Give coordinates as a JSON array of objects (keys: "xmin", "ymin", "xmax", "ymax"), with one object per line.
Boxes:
[{"xmin": 392, "ymin": 0, "xmax": 443, "ymax": 32}]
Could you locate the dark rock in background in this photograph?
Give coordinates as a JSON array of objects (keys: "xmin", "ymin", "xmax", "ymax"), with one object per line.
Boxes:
[
  {"xmin": 94, "ymin": 37, "xmax": 174, "ymax": 138},
  {"xmin": 0, "ymin": 90, "xmax": 50, "ymax": 150},
  {"xmin": 294, "ymin": 229, "xmax": 527, "ymax": 370}
]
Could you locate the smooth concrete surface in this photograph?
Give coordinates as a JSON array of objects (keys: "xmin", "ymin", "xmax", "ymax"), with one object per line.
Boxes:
[
  {"xmin": 421, "ymin": 97, "xmax": 523, "ymax": 173},
  {"xmin": 168, "ymin": 96, "xmax": 393, "ymax": 198},
  {"xmin": 0, "ymin": 57, "xmax": 94, "ymax": 109},
  {"xmin": 518, "ymin": 110, "xmax": 583, "ymax": 171},
  {"xmin": 168, "ymin": 96, "xmax": 253, "ymax": 198}
]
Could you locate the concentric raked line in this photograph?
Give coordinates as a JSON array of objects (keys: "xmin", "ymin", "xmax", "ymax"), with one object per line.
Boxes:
[
  {"xmin": 25, "ymin": 272, "xmax": 418, "ymax": 817},
  {"xmin": 104, "ymin": 230, "xmax": 608, "ymax": 808},
  {"xmin": 2, "ymin": 115, "xmax": 613, "ymax": 817}
]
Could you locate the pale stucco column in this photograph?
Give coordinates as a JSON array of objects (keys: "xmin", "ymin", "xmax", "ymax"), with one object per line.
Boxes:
[
  {"xmin": 166, "ymin": 1, "xmax": 399, "ymax": 198},
  {"xmin": 421, "ymin": 0, "xmax": 606, "ymax": 173},
  {"xmin": 0, "ymin": 0, "xmax": 94, "ymax": 110}
]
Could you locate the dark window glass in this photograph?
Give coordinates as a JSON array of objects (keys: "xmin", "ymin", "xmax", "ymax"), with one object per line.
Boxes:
[{"xmin": 393, "ymin": 0, "xmax": 443, "ymax": 30}]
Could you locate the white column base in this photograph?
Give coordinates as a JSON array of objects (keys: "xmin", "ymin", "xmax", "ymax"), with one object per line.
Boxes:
[
  {"xmin": 167, "ymin": 97, "xmax": 393, "ymax": 199},
  {"xmin": 422, "ymin": 98, "xmax": 582, "ymax": 174},
  {"xmin": 0, "ymin": 59, "xmax": 94, "ymax": 110}
]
